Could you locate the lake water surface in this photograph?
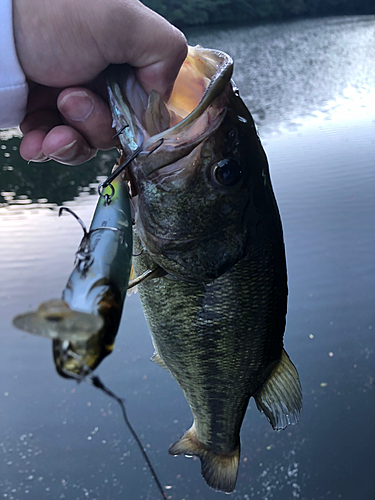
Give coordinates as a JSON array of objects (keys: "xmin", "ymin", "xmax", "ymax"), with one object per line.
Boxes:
[{"xmin": 1, "ymin": 15, "xmax": 374, "ymax": 500}]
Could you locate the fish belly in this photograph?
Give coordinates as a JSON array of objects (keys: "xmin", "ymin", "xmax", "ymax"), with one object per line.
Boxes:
[{"xmin": 132, "ymin": 231, "xmax": 293, "ymax": 492}]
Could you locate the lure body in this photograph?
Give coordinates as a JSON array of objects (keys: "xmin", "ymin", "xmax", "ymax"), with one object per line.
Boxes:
[
  {"xmin": 54, "ymin": 177, "xmax": 133, "ymax": 376},
  {"xmin": 14, "ymin": 177, "xmax": 133, "ymax": 377}
]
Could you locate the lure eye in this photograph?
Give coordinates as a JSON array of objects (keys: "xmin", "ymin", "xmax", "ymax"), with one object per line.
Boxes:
[
  {"xmin": 212, "ymin": 159, "xmax": 242, "ymax": 187},
  {"xmin": 45, "ymin": 314, "xmax": 63, "ymax": 323}
]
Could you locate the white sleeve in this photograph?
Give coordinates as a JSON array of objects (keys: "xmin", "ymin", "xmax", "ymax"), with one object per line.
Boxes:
[{"xmin": 0, "ymin": 0, "xmax": 28, "ymax": 129}]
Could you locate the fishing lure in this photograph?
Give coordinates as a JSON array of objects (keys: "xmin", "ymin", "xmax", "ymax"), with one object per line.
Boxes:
[
  {"xmin": 13, "ymin": 174, "xmax": 167, "ymax": 499},
  {"xmin": 14, "ymin": 176, "xmax": 132, "ymax": 377}
]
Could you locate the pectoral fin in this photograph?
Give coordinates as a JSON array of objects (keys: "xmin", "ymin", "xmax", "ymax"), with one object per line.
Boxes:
[
  {"xmin": 127, "ymin": 266, "xmax": 167, "ymax": 290},
  {"xmin": 169, "ymin": 426, "xmax": 240, "ymax": 493},
  {"xmin": 254, "ymin": 349, "xmax": 302, "ymax": 430},
  {"xmin": 126, "ymin": 265, "xmax": 138, "ymax": 296}
]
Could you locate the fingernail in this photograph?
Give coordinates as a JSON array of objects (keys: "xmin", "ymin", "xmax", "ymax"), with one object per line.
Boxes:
[
  {"xmin": 30, "ymin": 151, "xmax": 49, "ymax": 162},
  {"xmin": 49, "ymin": 140, "xmax": 78, "ymax": 162},
  {"xmin": 59, "ymin": 91, "xmax": 94, "ymax": 122}
]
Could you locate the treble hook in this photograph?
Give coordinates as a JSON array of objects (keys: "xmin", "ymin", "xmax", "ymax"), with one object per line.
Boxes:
[
  {"xmin": 58, "ymin": 206, "xmax": 124, "ymax": 273},
  {"xmin": 146, "ymin": 138, "xmax": 164, "ymax": 157},
  {"xmin": 59, "ymin": 206, "xmax": 88, "ymax": 235},
  {"xmin": 98, "ymin": 126, "xmax": 145, "ymax": 202},
  {"xmin": 98, "ymin": 145, "xmax": 142, "ymax": 192},
  {"xmin": 59, "ymin": 206, "xmax": 123, "ymax": 241},
  {"xmin": 112, "ymin": 124, "xmax": 129, "ymax": 139},
  {"xmin": 97, "ymin": 130, "xmax": 165, "ymax": 204},
  {"xmin": 60, "ymin": 341, "xmax": 93, "ymax": 381}
]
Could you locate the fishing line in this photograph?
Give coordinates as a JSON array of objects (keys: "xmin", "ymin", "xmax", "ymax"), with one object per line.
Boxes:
[
  {"xmin": 112, "ymin": 124, "xmax": 129, "ymax": 139},
  {"xmin": 61, "ymin": 344, "xmax": 167, "ymax": 500},
  {"xmin": 90, "ymin": 376, "xmax": 168, "ymax": 500},
  {"xmin": 97, "ymin": 136, "xmax": 164, "ymax": 203},
  {"xmin": 98, "ymin": 143, "xmax": 143, "ymax": 197}
]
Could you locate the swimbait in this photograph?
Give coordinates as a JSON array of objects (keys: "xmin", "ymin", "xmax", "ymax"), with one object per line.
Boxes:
[{"xmin": 13, "ymin": 176, "xmax": 132, "ymax": 377}]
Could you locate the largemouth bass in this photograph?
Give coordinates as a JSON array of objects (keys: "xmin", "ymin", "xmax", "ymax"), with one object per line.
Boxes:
[
  {"xmin": 13, "ymin": 176, "xmax": 133, "ymax": 377},
  {"xmin": 107, "ymin": 46, "xmax": 302, "ymax": 493}
]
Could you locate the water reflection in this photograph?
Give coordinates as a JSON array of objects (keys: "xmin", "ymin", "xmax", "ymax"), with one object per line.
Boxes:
[
  {"xmin": 187, "ymin": 15, "xmax": 375, "ymax": 133},
  {"xmin": 0, "ymin": 136, "xmax": 117, "ymax": 207}
]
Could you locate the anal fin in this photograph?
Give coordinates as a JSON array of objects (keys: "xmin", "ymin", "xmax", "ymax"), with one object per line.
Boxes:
[
  {"xmin": 254, "ymin": 348, "xmax": 302, "ymax": 430},
  {"xmin": 169, "ymin": 426, "xmax": 240, "ymax": 494},
  {"xmin": 150, "ymin": 352, "xmax": 169, "ymax": 371}
]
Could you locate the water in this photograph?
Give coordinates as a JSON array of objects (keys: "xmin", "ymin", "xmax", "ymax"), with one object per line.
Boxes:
[{"xmin": 1, "ymin": 16, "xmax": 374, "ymax": 500}]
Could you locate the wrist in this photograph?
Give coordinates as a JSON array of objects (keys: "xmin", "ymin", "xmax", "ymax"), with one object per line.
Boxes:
[{"xmin": 0, "ymin": 0, "xmax": 28, "ymax": 128}]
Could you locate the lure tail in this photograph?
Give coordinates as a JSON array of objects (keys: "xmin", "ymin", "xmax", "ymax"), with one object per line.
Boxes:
[{"xmin": 13, "ymin": 299, "xmax": 103, "ymax": 341}]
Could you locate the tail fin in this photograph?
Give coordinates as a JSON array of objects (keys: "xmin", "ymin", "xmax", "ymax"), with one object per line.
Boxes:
[
  {"xmin": 168, "ymin": 426, "xmax": 240, "ymax": 494},
  {"xmin": 254, "ymin": 348, "xmax": 302, "ymax": 430}
]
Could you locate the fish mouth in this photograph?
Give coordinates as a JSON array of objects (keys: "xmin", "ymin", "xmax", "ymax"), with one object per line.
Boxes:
[{"xmin": 107, "ymin": 46, "xmax": 234, "ymax": 175}]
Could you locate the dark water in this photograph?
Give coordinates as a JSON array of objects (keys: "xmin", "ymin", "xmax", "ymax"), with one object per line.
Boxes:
[{"xmin": 1, "ymin": 16, "xmax": 374, "ymax": 500}]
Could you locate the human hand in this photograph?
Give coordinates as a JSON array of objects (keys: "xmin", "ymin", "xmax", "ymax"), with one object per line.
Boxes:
[{"xmin": 13, "ymin": 0, "xmax": 187, "ymax": 165}]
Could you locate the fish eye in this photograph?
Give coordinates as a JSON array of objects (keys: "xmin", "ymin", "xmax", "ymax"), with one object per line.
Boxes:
[{"xmin": 212, "ymin": 159, "xmax": 242, "ymax": 187}]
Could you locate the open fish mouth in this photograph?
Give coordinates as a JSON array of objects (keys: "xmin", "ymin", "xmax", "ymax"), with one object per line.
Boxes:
[{"xmin": 107, "ymin": 46, "xmax": 234, "ymax": 175}]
